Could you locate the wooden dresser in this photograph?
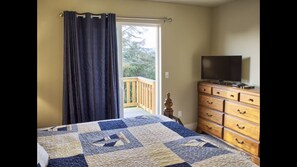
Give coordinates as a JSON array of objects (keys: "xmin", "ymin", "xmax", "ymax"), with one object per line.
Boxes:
[{"xmin": 197, "ymin": 81, "xmax": 260, "ymax": 165}]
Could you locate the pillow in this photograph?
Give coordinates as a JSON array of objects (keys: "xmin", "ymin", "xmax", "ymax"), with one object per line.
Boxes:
[{"xmin": 37, "ymin": 143, "xmax": 49, "ymax": 167}]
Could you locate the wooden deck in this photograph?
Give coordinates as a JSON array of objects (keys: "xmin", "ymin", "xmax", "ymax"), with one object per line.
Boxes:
[
  {"xmin": 123, "ymin": 77, "xmax": 156, "ymax": 114},
  {"xmin": 124, "ymin": 107, "xmax": 151, "ymax": 118}
]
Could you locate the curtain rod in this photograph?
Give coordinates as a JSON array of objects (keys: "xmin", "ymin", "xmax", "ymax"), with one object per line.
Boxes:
[{"xmin": 59, "ymin": 12, "xmax": 172, "ymax": 23}]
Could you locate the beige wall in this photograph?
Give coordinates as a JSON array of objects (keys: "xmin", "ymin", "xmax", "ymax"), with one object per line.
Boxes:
[
  {"xmin": 38, "ymin": 0, "xmax": 211, "ymax": 128},
  {"xmin": 210, "ymin": 0, "xmax": 259, "ymax": 86}
]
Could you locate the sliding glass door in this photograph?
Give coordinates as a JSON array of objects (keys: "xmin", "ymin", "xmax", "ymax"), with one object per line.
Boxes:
[{"xmin": 117, "ymin": 23, "xmax": 161, "ymax": 118}]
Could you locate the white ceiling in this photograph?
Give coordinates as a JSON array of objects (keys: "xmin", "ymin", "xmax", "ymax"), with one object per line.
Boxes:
[{"xmin": 141, "ymin": 0, "xmax": 236, "ymax": 7}]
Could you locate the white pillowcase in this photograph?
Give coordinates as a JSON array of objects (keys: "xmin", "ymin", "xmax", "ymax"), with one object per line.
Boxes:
[{"xmin": 37, "ymin": 143, "xmax": 49, "ymax": 167}]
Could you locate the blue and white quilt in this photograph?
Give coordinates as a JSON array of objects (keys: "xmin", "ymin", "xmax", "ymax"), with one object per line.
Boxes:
[{"xmin": 37, "ymin": 115, "xmax": 257, "ymax": 167}]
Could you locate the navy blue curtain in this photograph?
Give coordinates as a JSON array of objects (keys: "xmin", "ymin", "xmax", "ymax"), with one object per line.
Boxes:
[{"xmin": 62, "ymin": 11, "xmax": 119, "ymax": 124}]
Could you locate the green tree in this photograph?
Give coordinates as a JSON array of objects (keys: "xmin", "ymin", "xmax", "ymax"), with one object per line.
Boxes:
[{"xmin": 122, "ymin": 25, "xmax": 155, "ymax": 80}]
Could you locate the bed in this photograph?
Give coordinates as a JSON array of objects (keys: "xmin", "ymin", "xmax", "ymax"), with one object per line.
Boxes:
[{"xmin": 37, "ymin": 94, "xmax": 258, "ymax": 167}]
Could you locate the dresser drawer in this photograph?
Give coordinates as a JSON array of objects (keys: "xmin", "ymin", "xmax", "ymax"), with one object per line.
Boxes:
[
  {"xmin": 199, "ymin": 106, "xmax": 223, "ymax": 124},
  {"xmin": 212, "ymin": 87, "xmax": 239, "ymax": 101},
  {"xmin": 198, "ymin": 118, "xmax": 223, "ymax": 138},
  {"xmin": 240, "ymin": 93, "xmax": 260, "ymax": 106},
  {"xmin": 223, "ymin": 128, "xmax": 259, "ymax": 156},
  {"xmin": 225, "ymin": 101, "xmax": 260, "ymax": 124},
  {"xmin": 199, "ymin": 95, "xmax": 224, "ymax": 111},
  {"xmin": 224, "ymin": 114, "xmax": 260, "ymax": 141},
  {"xmin": 198, "ymin": 85, "xmax": 212, "ymax": 94}
]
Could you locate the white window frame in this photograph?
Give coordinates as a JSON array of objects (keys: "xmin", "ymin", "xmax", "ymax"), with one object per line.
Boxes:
[{"xmin": 116, "ymin": 21, "xmax": 162, "ymax": 117}]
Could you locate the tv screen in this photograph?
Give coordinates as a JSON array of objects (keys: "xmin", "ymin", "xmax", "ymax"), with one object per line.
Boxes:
[{"xmin": 201, "ymin": 56, "xmax": 242, "ymax": 82}]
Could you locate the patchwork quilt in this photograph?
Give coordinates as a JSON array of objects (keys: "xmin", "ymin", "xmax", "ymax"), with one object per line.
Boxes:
[{"xmin": 37, "ymin": 115, "xmax": 257, "ymax": 167}]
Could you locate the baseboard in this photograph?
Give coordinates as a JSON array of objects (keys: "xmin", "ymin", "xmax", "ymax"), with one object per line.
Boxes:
[{"xmin": 184, "ymin": 122, "xmax": 197, "ymax": 131}]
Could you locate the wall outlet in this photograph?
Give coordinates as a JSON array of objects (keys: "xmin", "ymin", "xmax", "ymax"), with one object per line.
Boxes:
[{"xmin": 178, "ymin": 111, "xmax": 182, "ymax": 118}]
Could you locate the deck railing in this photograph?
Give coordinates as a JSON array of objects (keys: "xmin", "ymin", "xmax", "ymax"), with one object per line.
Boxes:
[{"xmin": 123, "ymin": 77, "xmax": 156, "ymax": 114}]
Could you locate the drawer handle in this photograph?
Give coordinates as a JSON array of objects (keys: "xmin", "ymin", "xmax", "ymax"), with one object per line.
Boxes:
[
  {"xmin": 206, "ymin": 113, "xmax": 213, "ymax": 117},
  {"xmin": 203, "ymin": 88, "xmax": 206, "ymax": 91},
  {"xmin": 230, "ymin": 94, "xmax": 234, "ymax": 97},
  {"xmin": 249, "ymin": 98, "xmax": 254, "ymax": 102},
  {"xmin": 205, "ymin": 125, "xmax": 212, "ymax": 130},
  {"xmin": 216, "ymin": 92, "xmax": 220, "ymax": 94},
  {"xmin": 237, "ymin": 109, "xmax": 246, "ymax": 114},
  {"xmin": 207, "ymin": 101, "xmax": 213, "ymax": 104},
  {"xmin": 236, "ymin": 124, "xmax": 245, "ymax": 129},
  {"xmin": 235, "ymin": 138, "xmax": 244, "ymax": 144}
]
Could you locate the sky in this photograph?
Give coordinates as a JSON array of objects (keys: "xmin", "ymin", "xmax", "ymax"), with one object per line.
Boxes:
[
  {"xmin": 122, "ymin": 25, "xmax": 158, "ymax": 49},
  {"xmin": 142, "ymin": 26, "xmax": 158, "ymax": 49}
]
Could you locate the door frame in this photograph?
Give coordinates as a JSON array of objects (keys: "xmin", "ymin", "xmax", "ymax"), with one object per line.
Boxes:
[{"xmin": 116, "ymin": 22, "xmax": 162, "ymax": 117}]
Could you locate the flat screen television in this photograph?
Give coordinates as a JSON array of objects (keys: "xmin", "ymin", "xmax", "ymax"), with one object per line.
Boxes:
[{"xmin": 201, "ymin": 55, "xmax": 242, "ymax": 82}]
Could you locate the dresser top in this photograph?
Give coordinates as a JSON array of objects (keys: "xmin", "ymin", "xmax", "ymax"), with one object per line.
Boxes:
[{"xmin": 198, "ymin": 81, "xmax": 260, "ymax": 96}]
